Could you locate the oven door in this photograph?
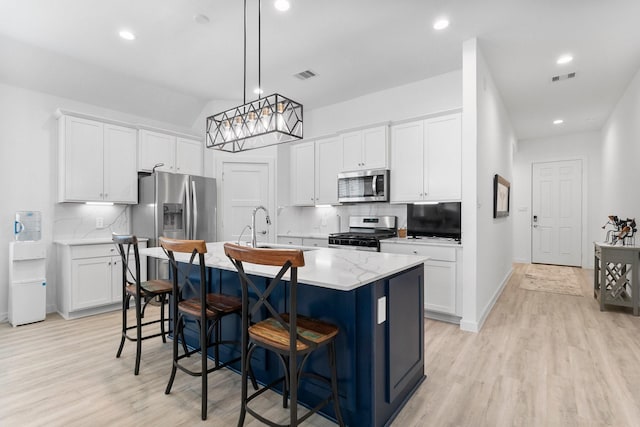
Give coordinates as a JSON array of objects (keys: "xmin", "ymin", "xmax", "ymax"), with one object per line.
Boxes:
[
  {"xmin": 337, "ymin": 169, "xmax": 389, "ymax": 203},
  {"xmin": 328, "ymin": 242, "xmax": 380, "ymax": 252}
]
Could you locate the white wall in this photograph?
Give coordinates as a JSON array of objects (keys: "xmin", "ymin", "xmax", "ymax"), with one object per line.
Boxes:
[
  {"xmin": 460, "ymin": 39, "xmax": 516, "ymax": 332},
  {"xmin": 0, "ymin": 82, "xmax": 203, "ymax": 321},
  {"xmin": 513, "ymin": 131, "xmax": 602, "ymax": 267},
  {"xmin": 305, "ymin": 70, "xmax": 462, "ymax": 138},
  {"xmin": 601, "ymin": 67, "xmax": 640, "ymax": 221}
]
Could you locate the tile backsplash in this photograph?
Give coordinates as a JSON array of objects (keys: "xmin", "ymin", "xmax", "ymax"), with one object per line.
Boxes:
[{"xmin": 53, "ymin": 203, "xmax": 130, "ymax": 240}]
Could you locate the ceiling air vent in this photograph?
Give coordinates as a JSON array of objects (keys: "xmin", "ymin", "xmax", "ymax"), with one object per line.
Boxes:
[
  {"xmin": 294, "ymin": 70, "xmax": 317, "ymax": 80},
  {"xmin": 551, "ymin": 72, "xmax": 577, "ymax": 82}
]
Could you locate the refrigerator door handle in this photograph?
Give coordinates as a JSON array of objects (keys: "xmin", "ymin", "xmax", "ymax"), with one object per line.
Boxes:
[
  {"xmin": 192, "ymin": 180, "xmax": 198, "ymax": 240},
  {"xmin": 184, "ymin": 180, "xmax": 192, "ymax": 240}
]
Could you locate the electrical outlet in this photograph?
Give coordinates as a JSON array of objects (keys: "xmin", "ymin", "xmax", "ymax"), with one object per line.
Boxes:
[{"xmin": 96, "ymin": 217, "xmax": 104, "ymax": 229}]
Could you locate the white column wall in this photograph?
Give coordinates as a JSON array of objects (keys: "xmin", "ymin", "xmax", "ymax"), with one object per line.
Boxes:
[{"xmin": 601, "ymin": 67, "xmax": 640, "ymax": 221}]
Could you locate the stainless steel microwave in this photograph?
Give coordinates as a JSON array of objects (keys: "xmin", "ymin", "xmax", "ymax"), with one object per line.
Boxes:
[{"xmin": 337, "ymin": 169, "xmax": 390, "ymax": 203}]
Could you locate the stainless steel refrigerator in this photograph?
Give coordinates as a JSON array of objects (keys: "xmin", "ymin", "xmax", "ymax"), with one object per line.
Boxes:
[{"xmin": 131, "ymin": 171, "xmax": 216, "ymax": 279}]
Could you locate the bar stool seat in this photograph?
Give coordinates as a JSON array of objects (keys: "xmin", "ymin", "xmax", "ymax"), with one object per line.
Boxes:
[{"xmin": 249, "ymin": 314, "xmax": 338, "ymax": 352}]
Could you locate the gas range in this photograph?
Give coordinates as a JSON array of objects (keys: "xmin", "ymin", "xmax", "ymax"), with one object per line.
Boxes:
[{"xmin": 328, "ymin": 216, "xmax": 397, "ymax": 252}]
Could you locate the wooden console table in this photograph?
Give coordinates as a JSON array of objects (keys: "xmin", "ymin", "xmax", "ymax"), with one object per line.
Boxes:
[{"xmin": 594, "ymin": 242, "xmax": 640, "ymax": 315}]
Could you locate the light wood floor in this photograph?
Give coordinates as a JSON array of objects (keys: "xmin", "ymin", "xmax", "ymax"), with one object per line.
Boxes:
[{"xmin": 2, "ymin": 264, "xmax": 640, "ymax": 426}]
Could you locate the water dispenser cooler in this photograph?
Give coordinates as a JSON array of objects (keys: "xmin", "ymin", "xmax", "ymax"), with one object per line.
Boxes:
[{"xmin": 9, "ymin": 211, "xmax": 46, "ymax": 327}]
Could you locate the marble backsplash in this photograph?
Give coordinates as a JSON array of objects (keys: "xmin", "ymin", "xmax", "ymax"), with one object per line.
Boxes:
[{"xmin": 53, "ymin": 203, "xmax": 130, "ymax": 240}]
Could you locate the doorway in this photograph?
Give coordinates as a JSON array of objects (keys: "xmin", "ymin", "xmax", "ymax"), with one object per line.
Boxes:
[
  {"xmin": 220, "ymin": 160, "xmax": 273, "ymax": 244},
  {"xmin": 531, "ymin": 160, "xmax": 582, "ymax": 267}
]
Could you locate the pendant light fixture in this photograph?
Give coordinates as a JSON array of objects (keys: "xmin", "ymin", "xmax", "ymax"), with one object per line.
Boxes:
[{"xmin": 206, "ymin": 0, "xmax": 303, "ymax": 152}]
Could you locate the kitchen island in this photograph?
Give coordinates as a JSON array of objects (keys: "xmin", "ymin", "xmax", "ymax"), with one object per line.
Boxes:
[{"xmin": 140, "ymin": 242, "xmax": 427, "ymax": 427}]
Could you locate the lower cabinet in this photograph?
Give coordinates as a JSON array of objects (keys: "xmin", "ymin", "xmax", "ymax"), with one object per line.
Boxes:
[
  {"xmin": 276, "ymin": 236, "xmax": 329, "ymax": 248},
  {"xmin": 380, "ymin": 241, "xmax": 459, "ymax": 317},
  {"xmin": 57, "ymin": 241, "xmax": 147, "ymax": 319}
]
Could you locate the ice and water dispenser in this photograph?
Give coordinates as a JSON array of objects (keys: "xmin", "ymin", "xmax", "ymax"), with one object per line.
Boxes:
[
  {"xmin": 162, "ymin": 204, "xmax": 184, "ymax": 239},
  {"xmin": 9, "ymin": 211, "xmax": 47, "ymax": 326}
]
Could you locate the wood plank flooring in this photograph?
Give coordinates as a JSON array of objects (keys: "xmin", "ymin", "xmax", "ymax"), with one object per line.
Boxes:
[{"xmin": 2, "ymin": 264, "xmax": 640, "ymax": 426}]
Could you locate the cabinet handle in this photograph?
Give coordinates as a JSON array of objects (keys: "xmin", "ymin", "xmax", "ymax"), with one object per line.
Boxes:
[
  {"xmin": 413, "ymin": 250, "xmax": 418, "ymax": 254},
  {"xmin": 110, "ymin": 248, "xmax": 115, "ymax": 252},
  {"xmin": 108, "ymin": 261, "xmax": 111, "ymax": 266},
  {"xmin": 104, "ymin": 193, "xmax": 108, "ymax": 198}
]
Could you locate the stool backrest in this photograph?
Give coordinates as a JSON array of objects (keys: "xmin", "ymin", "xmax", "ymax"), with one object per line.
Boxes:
[
  {"xmin": 159, "ymin": 237, "xmax": 208, "ymax": 314},
  {"xmin": 112, "ymin": 233, "xmax": 141, "ymax": 295},
  {"xmin": 223, "ymin": 243, "xmax": 314, "ymax": 351}
]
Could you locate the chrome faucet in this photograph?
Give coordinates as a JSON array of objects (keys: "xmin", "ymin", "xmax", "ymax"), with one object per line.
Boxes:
[{"xmin": 251, "ymin": 205, "xmax": 271, "ymax": 247}]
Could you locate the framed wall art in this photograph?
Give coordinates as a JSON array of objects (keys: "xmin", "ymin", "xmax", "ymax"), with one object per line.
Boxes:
[{"xmin": 493, "ymin": 174, "xmax": 510, "ymax": 218}]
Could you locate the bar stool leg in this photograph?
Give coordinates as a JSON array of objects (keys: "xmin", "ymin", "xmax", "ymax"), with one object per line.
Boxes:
[
  {"xmin": 116, "ymin": 295, "xmax": 128, "ymax": 358},
  {"xmin": 160, "ymin": 296, "xmax": 167, "ymax": 343},
  {"xmin": 290, "ymin": 353, "xmax": 298, "ymax": 426},
  {"xmin": 165, "ymin": 314, "xmax": 181, "ymax": 395},
  {"xmin": 134, "ymin": 296, "xmax": 143, "ymax": 375},
  {"xmin": 201, "ymin": 319, "xmax": 208, "ymax": 420}
]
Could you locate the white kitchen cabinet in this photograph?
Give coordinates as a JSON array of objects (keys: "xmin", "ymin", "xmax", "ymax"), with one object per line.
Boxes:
[
  {"xmin": 138, "ymin": 130, "xmax": 176, "ymax": 173},
  {"xmin": 139, "ymin": 131, "xmax": 204, "ymax": 176},
  {"xmin": 176, "ymin": 137, "xmax": 204, "ymax": 176},
  {"xmin": 290, "ymin": 141, "xmax": 316, "ymax": 206},
  {"xmin": 341, "ymin": 125, "xmax": 388, "ymax": 172},
  {"xmin": 290, "ymin": 137, "xmax": 343, "ymax": 206},
  {"xmin": 56, "ymin": 241, "xmax": 147, "ymax": 319},
  {"xmin": 380, "ymin": 241, "xmax": 458, "ymax": 317},
  {"xmin": 277, "ymin": 236, "xmax": 304, "ymax": 246},
  {"xmin": 390, "ymin": 113, "xmax": 461, "ymax": 203},
  {"xmin": 314, "ymin": 136, "xmax": 342, "ymax": 205},
  {"xmin": 58, "ymin": 115, "xmax": 137, "ymax": 203}
]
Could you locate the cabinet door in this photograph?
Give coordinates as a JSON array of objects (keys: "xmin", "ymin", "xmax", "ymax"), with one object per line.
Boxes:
[
  {"xmin": 111, "ymin": 256, "xmax": 123, "ymax": 303},
  {"xmin": 315, "ymin": 136, "xmax": 342, "ymax": 205},
  {"xmin": 424, "ymin": 114, "xmax": 462, "ymax": 201},
  {"xmin": 290, "ymin": 141, "xmax": 316, "ymax": 206},
  {"xmin": 424, "ymin": 260, "xmax": 456, "ymax": 314},
  {"xmin": 390, "ymin": 121, "xmax": 424, "ymax": 203},
  {"xmin": 71, "ymin": 257, "xmax": 112, "ymax": 310},
  {"xmin": 362, "ymin": 126, "xmax": 388, "ymax": 169},
  {"xmin": 176, "ymin": 137, "xmax": 203, "ymax": 176},
  {"xmin": 138, "ymin": 130, "xmax": 176, "ymax": 173},
  {"xmin": 103, "ymin": 124, "xmax": 137, "ymax": 203},
  {"xmin": 61, "ymin": 116, "xmax": 104, "ymax": 202},
  {"xmin": 341, "ymin": 131, "xmax": 363, "ymax": 171}
]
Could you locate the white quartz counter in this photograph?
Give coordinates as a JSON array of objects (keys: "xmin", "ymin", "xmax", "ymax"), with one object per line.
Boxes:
[{"xmin": 140, "ymin": 241, "xmax": 427, "ymax": 292}]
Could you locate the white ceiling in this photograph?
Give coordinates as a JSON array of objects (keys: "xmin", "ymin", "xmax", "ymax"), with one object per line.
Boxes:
[{"xmin": 1, "ymin": 0, "xmax": 639, "ymax": 139}]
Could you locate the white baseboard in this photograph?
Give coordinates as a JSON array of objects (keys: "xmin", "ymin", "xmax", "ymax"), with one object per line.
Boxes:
[
  {"xmin": 0, "ymin": 311, "xmax": 7, "ymax": 323},
  {"xmin": 459, "ymin": 266, "xmax": 513, "ymax": 333}
]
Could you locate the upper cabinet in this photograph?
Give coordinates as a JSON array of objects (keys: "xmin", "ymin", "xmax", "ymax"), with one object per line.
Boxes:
[
  {"xmin": 315, "ymin": 136, "xmax": 342, "ymax": 205},
  {"xmin": 176, "ymin": 137, "xmax": 204, "ymax": 176},
  {"xmin": 58, "ymin": 115, "xmax": 137, "ymax": 204},
  {"xmin": 290, "ymin": 141, "xmax": 316, "ymax": 206},
  {"xmin": 290, "ymin": 137, "xmax": 343, "ymax": 206},
  {"xmin": 341, "ymin": 125, "xmax": 388, "ymax": 172},
  {"xmin": 138, "ymin": 130, "xmax": 204, "ymax": 176},
  {"xmin": 390, "ymin": 113, "xmax": 461, "ymax": 203}
]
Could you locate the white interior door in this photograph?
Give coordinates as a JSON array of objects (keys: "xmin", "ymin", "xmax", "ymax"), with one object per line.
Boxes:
[
  {"xmin": 221, "ymin": 161, "xmax": 272, "ymax": 244},
  {"xmin": 531, "ymin": 160, "xmax": 582, "ymax": 266}
]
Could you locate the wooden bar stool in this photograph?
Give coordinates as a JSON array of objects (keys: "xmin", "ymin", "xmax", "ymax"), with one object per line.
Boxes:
[
  {"xmin": 112, "ymin": 234, "xmax": 173, "ymax": 375},
  {"xmin": 160, "ymin": 237, "xmax": 243, "ymax": 421},
  {"xmin": 224, "ymin": 243, "xmax": 345, "ymax": 427}
]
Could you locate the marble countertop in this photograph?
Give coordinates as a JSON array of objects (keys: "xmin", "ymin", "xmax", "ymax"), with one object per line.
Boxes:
[
  {"xmin": 140, "ymin": 241, "xmax": 427, "ymax": 292},
  {"xmin": 54, "ymin": 237, "xmax": 149, "ymax": 245}
]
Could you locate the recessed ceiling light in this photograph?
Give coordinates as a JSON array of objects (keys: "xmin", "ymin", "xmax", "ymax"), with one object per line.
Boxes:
[
  {"xmin": 556, "ymin": 54, "xmax": 573, "ymax": 65},
  {"xmin": 253, "ymin": 87, "xmax": 264, "ymax": 95},
  {"xmin": 119, "ymin": 30, "xmax": 135, "ymax": 41},
  {"xmin": 433, "ymin": 18, "xmax": 449, "ymax": 30},
  {"xmin": 274, "ymin": 0, "xmax": 290, "ymax": 12},
  {"xmin": 553, "ymin": 119, "xmax": 564, "ymax": 125}
]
